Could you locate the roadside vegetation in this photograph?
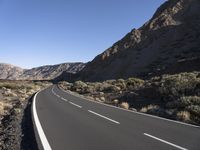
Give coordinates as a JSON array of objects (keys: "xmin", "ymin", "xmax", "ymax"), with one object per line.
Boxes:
[
  {"xmin": 0, "ymin": 80, "xmax": 52, "ymax": 149},
  {"xmin": 59, "ymin": 71, "xmax": 200, "ymax": 125}
]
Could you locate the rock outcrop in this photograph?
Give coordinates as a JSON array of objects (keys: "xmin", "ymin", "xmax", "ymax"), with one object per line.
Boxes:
[{"xmin": 78, "ymin": 0, "xmax": 200, "ymax": 81}]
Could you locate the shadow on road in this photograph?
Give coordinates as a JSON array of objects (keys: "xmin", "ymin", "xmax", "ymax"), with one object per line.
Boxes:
[{"xmin": 21, "ymin": 94, "xmax": 39, "ymax": 150}]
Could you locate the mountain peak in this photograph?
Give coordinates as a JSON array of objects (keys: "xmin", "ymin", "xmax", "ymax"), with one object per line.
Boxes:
[
  {"xmin": 146, "ymin": 0, "xmax": 200, "ymax": 30},
  {"xmin": 78, "ymin": 0, "xmax": 200, "ymax": 81}
]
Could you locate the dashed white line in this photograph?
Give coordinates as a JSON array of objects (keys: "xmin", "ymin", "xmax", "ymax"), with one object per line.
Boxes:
[
  {"xmin": 69, "ymin": 101, "xmax": 82, "ymax": 108},
  {"xmin": 33, "ymin": 91, "xmax": 52, "ymax": 150},
  {"xmin": 144, "ymin": 133, "xmax": 188, "ymax": 150},
  {"xmin": 61, "ymin": 97, "xmax": 68, "ymax": 102},
  {"xmin": 52, "ymin": 88, "xmax": 62, "ymax": 98},
  {"xmin": 88, "ymin": 110, "xmax": 120, "ymax": 124},
  {"xmin": 59, "ymin": 88, "xmax": 200, "ymax": 128}
]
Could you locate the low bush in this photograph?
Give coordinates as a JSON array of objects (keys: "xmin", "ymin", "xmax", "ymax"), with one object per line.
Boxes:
[
  {"xmin": 140, "ymin": 105, "xmax": 159, "ymax": 113},
  {"xmin": 158, "ymin": 72, "xmax": 200, "ymax": 101},
  {"xmin": 119, "ymin": 102, "xmax": 129, "ymax": 109},
  {"xmin": 0, "ymin": 101, "xmax": 12, "ymax": 116},
  {"xmin": 176, "ymin": 111, "xmax": 191, "ymax": 121},
  {"xmin": 126, "ymin": 78, "xmax": 144, "ymax": 90},
  {"xmin": 179, "ymin": 96, "xmax": 200, "ymax": 107},
  {"xmin": 186, "ymin": 105, "xmax": 200, "ymax": 116}
]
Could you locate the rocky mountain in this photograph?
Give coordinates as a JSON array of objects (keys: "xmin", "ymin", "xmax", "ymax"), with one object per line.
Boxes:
[
  {"xmin": 0, "ymin": 63, "xmax": 85, "ymax": 80},
  {"xmin": 78, "ymin": 0, "xmax": 200, "ymax": 81},
  {"xmin": 0, "ymin": 63, "xmax": 24, "ymax": 80}
]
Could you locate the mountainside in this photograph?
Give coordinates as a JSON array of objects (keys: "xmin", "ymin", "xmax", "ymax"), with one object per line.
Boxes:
[
  {"xmin": 0, "ymin": 63, "xmax": 24, "ymax": 80},
  {"xmin": 0, "ymin": 63, "xmax": 85, "ymax": 80},
  {"xmin": 78, "ymin": 0, "xmax": 200, "ymax": 81}
]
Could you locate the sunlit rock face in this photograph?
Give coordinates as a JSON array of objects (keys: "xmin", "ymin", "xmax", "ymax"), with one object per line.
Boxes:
[
  {"xmin": 79, "ymin": 0, "xmax": 200, "ymax": 81},
  {"xmin": 0, "ymin": 63, "xmax": 85, "ymax": 80}
]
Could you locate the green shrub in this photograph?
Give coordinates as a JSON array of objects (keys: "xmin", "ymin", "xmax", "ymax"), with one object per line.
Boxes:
[
  {"xmin": 126, "ymin": 77, "xmax": 144, "ymax": 90},
  {"xmin": 186, "ymin": 105, "xmax": 200, "ymax": 116},
  {"xmin": 179, "ymin": 96, "xmax": 200, "ymax": 107},
  {"xmin": 115, "ymin": 79, "xmax": 126, "ymax": 90},
  {"xmin": 74, "ymin": 81, "xmax": 87, "ymax": 88},
  {"xmin": 158, "ymin": 72, "xmax": 200, "ymax": 101},
  {"xmin": 102, "ymin": 85, "xmax": 120, "ymax": 93}
]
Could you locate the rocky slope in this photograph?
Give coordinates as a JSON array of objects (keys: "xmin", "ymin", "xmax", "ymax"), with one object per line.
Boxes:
[
  {"xmin": 78, "ymin": 0, "xmax": 200, "ymax": 81},
  {"xmin": 0, "ymin": 63, "xmax": 85, "ymax": 80},
  {"xmin": 0, "ymin": 64, "xmax": 24, "ymax": 80}
]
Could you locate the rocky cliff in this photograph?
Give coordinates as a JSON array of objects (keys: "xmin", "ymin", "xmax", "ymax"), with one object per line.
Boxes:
[{"xmin": 78, "ymin": 0, "xmax": 200, "ymax": 81}]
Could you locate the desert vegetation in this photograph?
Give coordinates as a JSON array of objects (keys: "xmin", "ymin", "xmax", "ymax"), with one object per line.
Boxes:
[
  {"xmin": 0, "ymin": 80, "xmax": 51, "ymax": 116},
  {"xmin": 0, "ymin": 80, "xmax": 52, "ymax": 149},
  {"xmin": 59, "ymin": 71, "xmax": 200, "ymax": 125}
]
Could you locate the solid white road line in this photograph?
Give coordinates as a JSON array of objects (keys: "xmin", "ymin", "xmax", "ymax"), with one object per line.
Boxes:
[
  {"xmin": 88, "ymin": 110, "xmax": 120, "ymax": 124},
  {"xmin": 144, "ymin": 133, "xmax": 188, "ymax": 150},
  {"xmin": 59, "ymin": 88, "xmax": 200, "ymax": 128},
  {"xmin": 69, "ymin": 101, "xmax": 82, "ymax": 108},
  {"xmin": 33, "ymin": 91, "xmax": 52, "ymax": 150}
]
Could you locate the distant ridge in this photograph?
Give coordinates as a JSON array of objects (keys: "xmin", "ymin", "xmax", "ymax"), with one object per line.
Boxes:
[{"xmin": 0, "ymin": 62, "xmax": 85, "ymax": 80}]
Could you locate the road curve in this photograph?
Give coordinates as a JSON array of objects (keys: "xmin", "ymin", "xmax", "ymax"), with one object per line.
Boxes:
[{"xmin": 32, "ymin": 85, "xmax": 200, "ymax": 150}]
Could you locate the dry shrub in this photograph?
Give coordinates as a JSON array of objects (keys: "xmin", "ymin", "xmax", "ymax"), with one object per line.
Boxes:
[
  {"xmin": 0, "ymin": 82, "xmax": 20, "ymax": 89},
  {"xmin": 119, "ymin": 102, "xmax": 129, "ymax": 109},
  {"xmin": 179, "ymin": 96, "xmax": 200, "ymax": 107},
  {"xmin": 186, "ymin": 105, "xmax": 200, "ymax": 116},
  {"xmin": 100, "ymin": 97, "xmax": 105, "ymax": 101},
  {"xmin": 158, "ymin": 72, "xmax": 200, "ymax": 101},
  {"xmin": 0, "ymin": 101, "xmax": 12, "ymax": 116},
  {"xmin": 113, "ymin": 99, "xmax": 119, "ymax": 105},
  {"xmin": 177, "ymin": 111, "xmax": 191, "ymax": 121},
  {"xmin": 140, "ymin": 105, "xmax": 159, "ymax": 113},
  {"xmin": 126, "ymin": 77, "xmax": 145, "ymax": 90}
]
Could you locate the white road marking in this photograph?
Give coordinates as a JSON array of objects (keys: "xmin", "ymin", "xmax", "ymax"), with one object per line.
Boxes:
[
  {"xmin": 52, "ymin": 88, "xmax": 61, "ymax": 98},
  {"xmin": 51, "ymin": 88, "xmax": 55, "ymax": 95},
  {"xmin": 59, "ymin": 88, "xmax": 199, "ymax": 128},
  {"xmin": 144, "ymin": 133, "xmax": 188, "ymax": 150},
  {"xmin": 61, "ymin": 97, "xmax": 68, "ymax": 102},
  {"xmin": 33, "ymin": 91, "xmax": 52, "ymax": 150},
  {"xmin": 52, "ymin": 87, "xmax": 69, "ymax": 103},
  {"xmin": 69, "ymin": 101, "xmax": 82, "ymax": 108},
  {"xmin": 88, "ymin": 110, "xmax": 120, "ymax": 124}
]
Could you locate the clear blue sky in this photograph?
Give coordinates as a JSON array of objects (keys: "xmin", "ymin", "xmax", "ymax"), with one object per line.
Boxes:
[{"xmin": 0, "ymin": 0, "xmax": 166, "ymax": 69}]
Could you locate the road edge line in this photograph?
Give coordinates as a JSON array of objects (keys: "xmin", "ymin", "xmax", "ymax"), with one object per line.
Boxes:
[
  {"xmin": 144, "ymin": 133, "xmax": 188, "ymax": 150},
  {"xmin": 32, "ymin": 90, "xmax": 52, "ymax": 150}
]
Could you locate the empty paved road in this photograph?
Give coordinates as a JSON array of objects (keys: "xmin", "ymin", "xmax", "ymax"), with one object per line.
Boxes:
[{"xmin": 32, "ymin": 86, "xmax": 200, "ymax": 150}]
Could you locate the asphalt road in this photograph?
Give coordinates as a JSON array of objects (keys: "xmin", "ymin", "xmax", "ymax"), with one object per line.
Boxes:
[{"xmin": 32, "ymin": 85, "xmax": 200, "ymax": 150}]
